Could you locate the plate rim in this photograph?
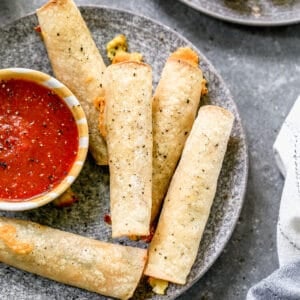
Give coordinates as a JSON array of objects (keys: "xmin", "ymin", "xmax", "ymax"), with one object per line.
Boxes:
[
  {"xmin": 178, "ymin": 0, "xmax": 300, "ymax": 26},
  {"xmin": 0, "ymin": 5, "xmax": 249, "ymax": 299}
]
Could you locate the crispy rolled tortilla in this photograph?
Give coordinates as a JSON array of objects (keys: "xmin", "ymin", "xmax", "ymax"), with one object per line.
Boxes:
[
  {"xmin": 37, "ymin": 0, "xmax": 108, "ymax": 165},
  {"xmin": 104, "ymin": 62, "xmax": 153, "ymax": 238},
  {"xmin": 151, "ymin": 47, "xmax": 203, "ymax": 223},
  {"xmin": 145, "ymin": 105, "xmax": 234, "ymax": 284},
  {"xmin": 0, "ymin": 217, "xmax": 147, "ymax": 300}
]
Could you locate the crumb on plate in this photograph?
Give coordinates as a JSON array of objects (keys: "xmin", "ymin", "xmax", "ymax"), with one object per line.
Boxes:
[{"xmin": 53, "ymin": 187, "xmax": 78, "ymax": 207}]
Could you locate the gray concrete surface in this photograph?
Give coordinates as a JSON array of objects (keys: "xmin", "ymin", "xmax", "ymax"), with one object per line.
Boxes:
[{"xmin": 1, "ymin": 0, "xmax": 299, "ymax": 299}]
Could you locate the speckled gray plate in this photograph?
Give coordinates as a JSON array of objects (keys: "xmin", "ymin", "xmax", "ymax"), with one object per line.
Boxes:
[
  {"xmin": 179, "ymin": 0, "xmax": 300, "ymax": 26},
  {"xmin": 0, "ymin": 6, "xmax": 248, "ymax": 300}
]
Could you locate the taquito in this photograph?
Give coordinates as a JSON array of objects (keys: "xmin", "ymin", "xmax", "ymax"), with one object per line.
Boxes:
[
  {"xmin": 36, "ymin": 0, "xmax": 108, "ymax": 165},
  {"xmin": 104, "ymin": 62, "xmax": 153, "ymax": 238},
  {"xmin": 151, "ymin": 47, "xmax": 203, "ymax": 223},
  {"xmin": 145, "ymin": 105, "xmax": 234, "ymax": 284},
  {"xmin": 0, "ymin": 217, "xmax": 147, "ymax": 300}
]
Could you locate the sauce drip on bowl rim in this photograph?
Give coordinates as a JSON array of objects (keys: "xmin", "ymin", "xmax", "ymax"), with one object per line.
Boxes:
[{"xmin": 0, "ymin": 79, "xmax": 78, "ymax": 201}]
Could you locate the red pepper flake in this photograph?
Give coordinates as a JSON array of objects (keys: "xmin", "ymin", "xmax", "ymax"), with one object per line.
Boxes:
[
  {"xmin": 34, "ymin": 25, "xmax": 41, "ymax": 33},
  {"xmin": 104, "ymin": 214, "xmax": 112, "ymax": 225}
]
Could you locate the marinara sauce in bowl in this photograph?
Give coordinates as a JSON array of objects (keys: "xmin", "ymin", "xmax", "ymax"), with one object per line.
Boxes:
[{"xmin": 0, "ymin": 68, "xmax": 88, "ymax": 211}]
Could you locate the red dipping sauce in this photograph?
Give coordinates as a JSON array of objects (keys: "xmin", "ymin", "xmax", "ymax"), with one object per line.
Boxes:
[{"xmin": 0, "ymin": 79, "xmax": 78, "ymax": 201}]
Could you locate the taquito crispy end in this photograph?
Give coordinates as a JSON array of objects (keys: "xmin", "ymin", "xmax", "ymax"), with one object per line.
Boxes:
[
  {"xmin": 168, "ymin": 47, "xmax": 199, "ymax": 67},
  {"xmin": 169, "ymin": 47, "xmax": 208, "ymax": 96},
  {"xmin": 0, "ymin": 224, "xmax": 33, "ymax": 255},
  {"xmin": 38, "ymin": 0, "xmax": 63, "ymax": 11},
  {"xmin": 112, "ymin": 52, "xmax": 143, "ymax": 64}
]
